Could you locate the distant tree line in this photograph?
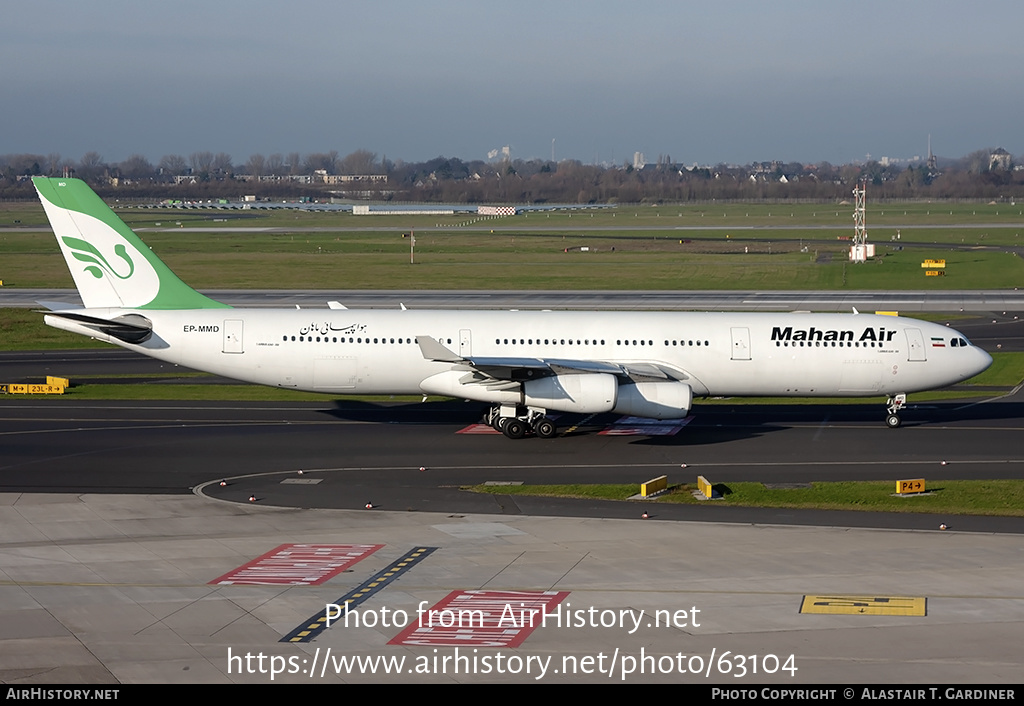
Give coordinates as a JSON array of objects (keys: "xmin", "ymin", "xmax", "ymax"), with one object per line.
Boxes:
[{"xmin": 3, "ymin": 147, "xmax": 1023, "ymax": 203}]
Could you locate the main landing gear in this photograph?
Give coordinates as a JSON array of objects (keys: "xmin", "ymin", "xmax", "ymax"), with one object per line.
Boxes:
[
  {"xmin": 485, "ymin": 405, "xmax": 557, "ymax": 439},
  {"xmin": 885, "ymin": 393, "xmax": 907, "ymax": 428}
]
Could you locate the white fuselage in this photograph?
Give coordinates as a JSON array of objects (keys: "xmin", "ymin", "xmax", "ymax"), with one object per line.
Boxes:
[{"xmin": 47, "ymin": 308, "xmax": 992, "ymax": 400}]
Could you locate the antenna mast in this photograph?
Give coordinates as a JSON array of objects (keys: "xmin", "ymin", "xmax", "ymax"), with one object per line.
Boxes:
[{"xmin": 849, "ymin": 181, "xmax": 874, "ymax": 262}]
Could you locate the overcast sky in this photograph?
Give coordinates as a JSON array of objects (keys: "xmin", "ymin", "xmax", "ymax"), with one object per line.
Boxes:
[{"xmin": 4, "ymin": 0, "xmax": 1023, "ymax": 166}]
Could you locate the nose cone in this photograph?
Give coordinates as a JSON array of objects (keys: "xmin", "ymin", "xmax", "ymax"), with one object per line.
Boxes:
[{"xmin": 971, "ymin": 346, "xmax": 994, "ymax": 378}]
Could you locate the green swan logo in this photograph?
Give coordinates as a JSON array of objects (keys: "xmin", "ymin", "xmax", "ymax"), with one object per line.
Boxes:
[{"xmin": 61, "ymin": 236, "xmax": 136, "ymax": 280}]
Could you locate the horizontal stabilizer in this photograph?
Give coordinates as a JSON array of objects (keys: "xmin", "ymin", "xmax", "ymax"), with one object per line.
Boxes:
[{"xmin": 45, "ymin": 311, "xmax": 153, "ymax": 344}]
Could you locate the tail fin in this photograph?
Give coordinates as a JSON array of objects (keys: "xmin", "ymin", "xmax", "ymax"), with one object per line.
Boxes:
[{"xmin": 33, "ymin": 177, "xmax": 229, "ymax": 310}]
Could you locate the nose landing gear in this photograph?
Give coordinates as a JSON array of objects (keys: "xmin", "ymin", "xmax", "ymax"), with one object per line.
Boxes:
[{"xmin": 885, "ymin": 393, "xmax": 907, "ymax": 428}]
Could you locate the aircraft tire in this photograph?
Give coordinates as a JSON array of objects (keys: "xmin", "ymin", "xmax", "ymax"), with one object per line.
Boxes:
[
  {"xmin": 502, "ymin": 419, "xmax": 527, "ymax": 439},
  {"xmin": 534, "ymin": 418, "xmax": 557, "ymax": 439},
  {"xmin": 885, "ymin": 413, "xmax": 902, "ymax": 429}
]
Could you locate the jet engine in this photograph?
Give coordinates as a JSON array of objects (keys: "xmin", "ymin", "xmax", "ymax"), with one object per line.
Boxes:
[
  {"xmin": 523, "ymin": 373, "xmax": 618, "ymax": 414},
  {"xmin": 612, "ymin": 381, "xmax": 692, "ymax": 419}
]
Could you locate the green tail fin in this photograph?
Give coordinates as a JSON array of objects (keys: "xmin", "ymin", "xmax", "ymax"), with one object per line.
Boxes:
[{"xmin": 33, "ymin": 177, "xmax": 229, "ymax": 310}]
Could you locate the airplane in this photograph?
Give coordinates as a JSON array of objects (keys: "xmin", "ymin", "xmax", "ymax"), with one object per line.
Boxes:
[{"xmin": 32, "ymin": 176, "xmax": 992, "ymax": 438}]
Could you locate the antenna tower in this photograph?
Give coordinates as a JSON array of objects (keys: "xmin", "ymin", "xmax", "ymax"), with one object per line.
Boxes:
[{"xmin": 849, "ymin": 181, "xmax": 873, "ymax": 262}]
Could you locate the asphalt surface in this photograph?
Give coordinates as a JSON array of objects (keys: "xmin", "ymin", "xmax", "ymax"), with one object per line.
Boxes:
[
  {"xmin": 2, "ymin": 388, "xmax": 1023, "ymax": 532},
  {"xmin": 7, "ymin": 287, "xmax": 1024, "ymax": 311}
]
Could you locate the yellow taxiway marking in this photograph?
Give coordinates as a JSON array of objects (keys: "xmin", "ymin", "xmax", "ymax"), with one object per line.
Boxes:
[{"xmin": 801, "ymin": 595, "xmax": 926, "ymax": 616}]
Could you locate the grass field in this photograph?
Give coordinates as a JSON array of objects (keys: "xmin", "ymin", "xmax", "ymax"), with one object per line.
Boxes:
[
  {"xmin": 5, "ymin": 197, "xmax": 1024, "ymax": 290},
  {"xmin": 0, "ymin": 308, "xmax": 103, "ymax": 349},
  {"xmin": 468, "ymin": 479, "xmax": 1024, "ymax": 517},
  {"xmin": 4, "ymin": 227, "xmax": 1024, "ymax": 290}
]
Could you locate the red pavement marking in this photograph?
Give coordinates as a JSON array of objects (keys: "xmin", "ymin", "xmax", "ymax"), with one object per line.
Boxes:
[
  {"xmin": 210, "ymin": 543, "xmax": 383, "ymax": 586},
  {"xmin": 389, "ymin": 589, "xmax": 570, "ymax": 647},
  {"xmin": 599, "ymin": 415, "xmax": 694, "ymax": 436},
  {"xmin": 457, "ymin": 423, "xmax": 501, "ymax": 434}
]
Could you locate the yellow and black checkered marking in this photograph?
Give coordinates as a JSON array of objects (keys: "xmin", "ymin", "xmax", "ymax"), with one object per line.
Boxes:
[
  {"xmin": 561, "ymin": 413, "xmax": 596, "ymax": 435},
  {"xmin": 280, "ymin": 546, "xmax": 436, "ymax": 643},
  {"xmin": 800, "ymin": 595, "xmax": 926, "ymax": 616}
]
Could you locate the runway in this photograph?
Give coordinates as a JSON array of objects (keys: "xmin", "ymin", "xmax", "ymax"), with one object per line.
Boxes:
[
  {"xmin": 2, "ymin": 392, "xmax": 1024, "ymax": 533},
  {"xmin": 7, "ymin": 287, "xmax": 1024, "ymax": 311}
]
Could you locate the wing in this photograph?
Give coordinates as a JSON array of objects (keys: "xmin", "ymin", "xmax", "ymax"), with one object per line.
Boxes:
[
  {"xmin": 416, "ymin": 336, "xmax": 698, "ymax": 419},
  {"xmin": 415, "ymin": 335, "xmax": 675, "ymax": 383}
]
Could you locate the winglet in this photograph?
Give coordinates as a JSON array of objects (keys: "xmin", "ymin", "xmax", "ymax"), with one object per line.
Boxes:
[{"xmin": 416, "ymin": 335, "xmax": 462, "ymax": 362}]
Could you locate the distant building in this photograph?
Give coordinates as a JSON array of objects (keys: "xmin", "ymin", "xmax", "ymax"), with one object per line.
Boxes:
[
  {"xmin": 313, "ymin": 169, "xmax": 386, "ymax": 185},
  {"xmin": 990, "ymin": 148, "xmax": 1012, "ymax": 171}
]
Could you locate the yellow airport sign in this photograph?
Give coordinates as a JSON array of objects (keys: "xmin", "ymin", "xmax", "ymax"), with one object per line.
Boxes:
[
  {"xmin": 800, "ymin": 595, "xmax": 926, "ymax": 616},
  {"xmin": 925, "ymin": 270, "xmax": 946, "ymax": 276},
  {"xmin": 896, "ymin": 478, "xmax": 926, "ymax": 495},
  {"xmin": 921, "ymin": 259, "xmax": 946, "ymax": 268},
  {"xmin": 2, "ymin": 382, "xmax": 67, "ymax": 395}
]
